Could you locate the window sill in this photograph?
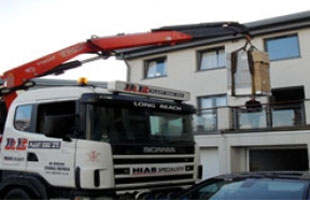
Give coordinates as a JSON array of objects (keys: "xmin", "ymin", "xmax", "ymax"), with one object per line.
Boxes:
[
  {"xmin": 269, "ymin": 55, "xmax": 301, "ymax": 62},
  {"xmin": 142, "ymin": 75, "xmax": 168, "ymax": 80},
  {"xmin": 195, "ymin": 66, "xmax": 226, "ymax": 73},
  {"xmin": 194, "ymin": 130, "xmax": 221, "ymax": 135}
]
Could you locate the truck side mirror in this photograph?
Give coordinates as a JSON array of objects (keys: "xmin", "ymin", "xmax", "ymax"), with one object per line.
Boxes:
[{"xmin": 43, "ymin": 115, "xmax": 75, "ymax": 141}]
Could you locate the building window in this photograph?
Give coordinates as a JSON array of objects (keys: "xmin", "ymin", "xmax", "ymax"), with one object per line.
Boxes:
[
  {"xmin": 144, "ymin": 57, "xmax": 167, "ymax": 79},
  {"xmin": 194, "ymin": 95, "xmax": 227, "ymax": 131},
  {"xmin": 265, "ymin": 34, "xmax": 300, "ymax": 61},
  {"xmin": 271, "ymin": 86, "xmax": 305, "ymax": 128},
  {"xmin": 15, "ymin": 105, "xmax": 33, "ymax": 132},
  {"xmin": 198, "ymin": 47, "xmax": 225, "ymax": 71}
]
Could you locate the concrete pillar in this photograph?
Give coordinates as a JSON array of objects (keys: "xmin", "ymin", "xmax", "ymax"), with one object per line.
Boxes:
[
  {"xmin": 218, "ymin": 137, "xmax": 228, "ymax": 174},
  {"xmin": 230, "ymin": 147, "xmax": 248, "ymax": 173},
  {"xmin": 217, "ymin": 107, "xmax": 231, "ymax": 130},
  {"xmin": 304, "ymin": 100, "xmax": 310, "ymax": 125}
]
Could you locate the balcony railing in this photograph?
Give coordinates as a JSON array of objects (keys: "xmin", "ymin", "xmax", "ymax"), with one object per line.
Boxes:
[
  {"xmin": 193, "ymin": 100, "xmax": 307, "ymax": 133},
  {"xmin": 193, "ymin": 109, "xmax": 218, "ymax": 132}
]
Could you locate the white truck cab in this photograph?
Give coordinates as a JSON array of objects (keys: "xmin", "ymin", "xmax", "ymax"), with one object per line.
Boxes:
[{"xmin": 0, "ymin": 80, "xmax": 201, "ymax": 199}]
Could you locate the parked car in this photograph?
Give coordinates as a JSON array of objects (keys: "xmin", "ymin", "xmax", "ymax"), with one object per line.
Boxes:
[{"xmin": 174, "ymin": 171, "xmax": 310, "ymax": 200}]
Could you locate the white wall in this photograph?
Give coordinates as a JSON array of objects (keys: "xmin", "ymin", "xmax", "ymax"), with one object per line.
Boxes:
[
  {"xmin": 200, "ymin": 148, "xmax": 220, "ymax": 179},
  {"xmin": 128, "ymin": 43, "xmax": 229, "ymax": 106},
  {"xmin": 195, "ymin": 130, "xmax": 310, "ymax": 175},
  {"xmin": 126, "ymin": 27, "xmax": 310, "ymax": 177}
]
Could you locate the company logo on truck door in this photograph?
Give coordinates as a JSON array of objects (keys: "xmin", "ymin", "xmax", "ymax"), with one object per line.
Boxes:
[
  {"xmin": 5, "ymin": 138, "xmax": 28, "ymax": 151},
  {"xmin": 143, "ymin": 146, "xmax": 176, "ymax": 153},
  {"xmin": 4, "ymin": 138, "xmax": 61, "ymax": 151}
]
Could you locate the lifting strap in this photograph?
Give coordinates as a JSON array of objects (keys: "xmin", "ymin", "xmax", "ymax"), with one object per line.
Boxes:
[{"xmin": 230, "ymin": 39, "xmax": 257, "ymax": 97}]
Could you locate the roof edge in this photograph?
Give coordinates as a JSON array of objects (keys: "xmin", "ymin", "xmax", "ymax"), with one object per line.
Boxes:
[{"xmin": 117, "ymin": 11, "xmax": 310, "ymax": 60}]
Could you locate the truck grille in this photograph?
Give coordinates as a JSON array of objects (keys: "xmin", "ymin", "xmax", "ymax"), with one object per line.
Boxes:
[
  {"xmin": 113, "ymin": 153, "xmax": 196, "ymax": 190},
  {"xmin": 115, "ymin": 174, "xmax": 194, "ymax": 185}
]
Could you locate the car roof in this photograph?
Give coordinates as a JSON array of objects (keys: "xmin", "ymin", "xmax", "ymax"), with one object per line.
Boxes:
[{"xmin": 213, "ymin": 171, "xmax": 310, "ymax": 181}]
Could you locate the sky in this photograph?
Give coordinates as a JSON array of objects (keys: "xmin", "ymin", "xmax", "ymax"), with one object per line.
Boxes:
[{"xmin": 0, "ymin": 0, "xmax": 308, "ymax": 82}]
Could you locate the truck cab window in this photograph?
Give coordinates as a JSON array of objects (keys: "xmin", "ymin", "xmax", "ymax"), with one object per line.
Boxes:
[
  {"xmin": 14, "ymin": 105, "xmax": 33, "ymax": 132},
  {"xmin": 36, "ymin": 101, "xmax": 76, "ymax": 135},
  {"xmin": 87, "ymin": 103, "xmax": 194, "ymax": 144},
  {"xmin": 150, "ymin": 115, "xmax": 184, "ymax": 136}
]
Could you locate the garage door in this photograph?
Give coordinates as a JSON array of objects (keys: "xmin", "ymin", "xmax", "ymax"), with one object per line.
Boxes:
[
  {"xmin": 249, "ymin": 147, "xmax": 309, "ymax": 171},
  {"xmin": 200, "ymin": 148, "xmax": 220, "ymax": 179}
]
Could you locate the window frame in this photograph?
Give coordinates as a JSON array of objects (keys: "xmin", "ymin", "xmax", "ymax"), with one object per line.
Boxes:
[
  {"xmin": 195, "ymin": 94, "xmax": 227, "ymax": 132},
  {"xmin": 14, "ymin": 104, "xmax": 35, "ymax": 132},
  {"xmin": 197, "ymin": 94, "xmax": 227, "ymax": 110},
  {"xmin": 197, "ymin": 47, "xmax": 226, "ymax": 72},
  {"xmin": 264, "ymin": 34, "xmax": 301, "ymax": 62},
  {"xmin": 143, "ymin": 56, "xmax": 167, "ymax": 79}
]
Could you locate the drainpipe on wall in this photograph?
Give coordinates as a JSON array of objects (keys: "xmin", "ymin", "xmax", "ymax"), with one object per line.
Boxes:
[
  {"xmin": 124, "ymin": 59, "xmax": 131, "ymax": 82},
  {"xmin": 117, "ymin": 53, "xmax": 131, "ymax": 82}
]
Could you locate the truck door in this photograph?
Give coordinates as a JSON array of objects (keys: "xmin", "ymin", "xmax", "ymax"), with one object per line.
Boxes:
[
  {"xmin": 0, "ymin": 105, "xmax": 32, "ymax": 171},
  {"xmin": 26, "ymin": 101, "xmax": 77, "ymax": 188}
]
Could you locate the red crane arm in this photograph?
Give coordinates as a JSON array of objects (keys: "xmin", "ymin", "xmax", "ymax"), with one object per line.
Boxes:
[
  {"xmin": 2, "ymin": 31, "xmax": 191, "ymax": 89},
  {"xmin": 1, "ymin": 43, "xmax": 94, "ymax": 89},
  {"xmin": 0, "ymin": 31, "xmax": 191, "ymax": 108}
]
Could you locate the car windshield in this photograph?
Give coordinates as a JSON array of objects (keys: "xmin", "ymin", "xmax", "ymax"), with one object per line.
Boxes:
[
  {"xmin": 86, "ymin": 104, "xmax": 194, "ymax": 145},
  {"xmin": 180, "ymin": 178, "xmax": 307, "ymax": 200}
]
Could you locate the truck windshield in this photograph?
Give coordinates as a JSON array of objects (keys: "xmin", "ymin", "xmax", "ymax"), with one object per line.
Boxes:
[{"xmin": 86, "ymin": 104, "xmax": 194, "ymax": 145}]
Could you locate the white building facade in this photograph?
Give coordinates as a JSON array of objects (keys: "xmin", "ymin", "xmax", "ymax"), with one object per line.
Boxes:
[{"xmin": 118, "ymin": 11, "xmax": 310, "ymax": 179}]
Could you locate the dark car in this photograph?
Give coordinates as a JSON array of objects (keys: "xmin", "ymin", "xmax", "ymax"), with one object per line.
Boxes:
[{"xmin": 175, "ymin": 171, "xmax": 310, "ymax": 200}]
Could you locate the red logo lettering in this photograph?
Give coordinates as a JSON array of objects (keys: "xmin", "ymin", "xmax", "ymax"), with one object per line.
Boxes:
[
  {"xmin": 4, "ymin": 138, "xmax": 28, "ymax": 151},
  {"xmin": 16, "ymin": 138, "xmax": 28, "ymax": 151},
  {"xmin": 125, "ymin": 84, "xmax": 149, "ymax": 94},
  {"xmin": 5, "ymin": 138, "xmax": 16, "ymax": 150},
  {"xmin": 139, "ymin": 86, "xmax": 149, "ymax": 94},
  {"xmin": 125, "ymin": 84, "xmax": 137, "ymax": 92}
]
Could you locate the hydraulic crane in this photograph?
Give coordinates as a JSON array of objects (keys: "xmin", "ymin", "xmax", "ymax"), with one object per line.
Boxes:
[
  {"xmin": 0, "ymin": 31, "xmax": 192, "ymax": 109},
  {"xmin": 0, "ymin": 22, "xmax": 249, "ymax": 109}
]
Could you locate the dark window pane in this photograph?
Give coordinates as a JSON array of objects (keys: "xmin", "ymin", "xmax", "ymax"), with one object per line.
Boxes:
[
  {"xmin": 87, "ymin": 104, "xmax": 193, "ymax": 144},
  {"xmin": 36, "ymin": 101, "xmax": 75, "ymax": 134},
  {"xmin": 266, "ymin": 35, "xmax": 300, "ymax": 61}
]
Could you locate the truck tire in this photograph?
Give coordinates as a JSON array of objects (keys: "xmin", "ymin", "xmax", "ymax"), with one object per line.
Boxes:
[{"xmin": 4, "ymin": 188, "xmax": 32, "ymax": 200}]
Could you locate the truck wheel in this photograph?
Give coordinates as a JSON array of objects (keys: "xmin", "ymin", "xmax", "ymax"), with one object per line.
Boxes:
[{"xmin": 4, "ymin": 188, "xmax": 32, "ymax": 200}]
